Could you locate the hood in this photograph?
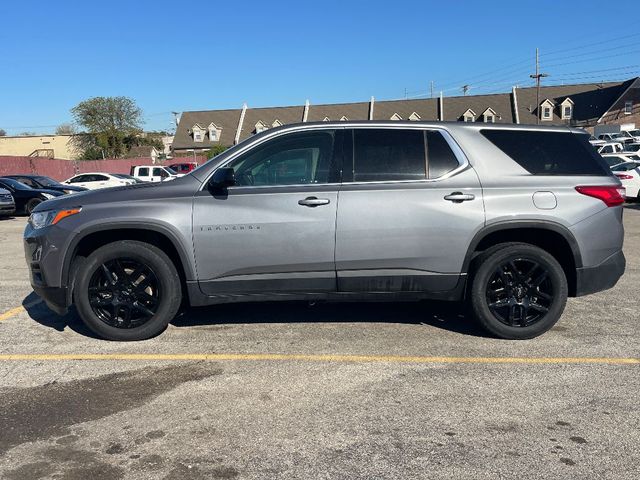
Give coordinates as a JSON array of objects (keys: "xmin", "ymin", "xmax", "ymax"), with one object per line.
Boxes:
[{"xmin": 32, "ymin": 174, "xmax": 202, "ymax": 213}]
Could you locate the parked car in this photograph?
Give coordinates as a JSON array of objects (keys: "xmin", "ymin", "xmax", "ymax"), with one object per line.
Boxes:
[
  {"xmin": 4, "ymin": 174, "xmax": 87, "ymax": 194},
  {"xmin": 63, "ymin": 173, "xmax": 136, "ymax": 190},
  {"xmin": 598, "ymin": 133, "xmax": 634, "ymax": 145},
  {"xmin": 601, "ymin": 154, "xmax": 635, "ymax": 169},
  {"xmin": 626, "ymin": 129, "xmax": 640, "ymax": 141},
  {"xmin": 0, "ymin": 188, "xmax": 16, "ymax": 217},
  {"xmin": 0, "ymin": 177, "xmax": 63, "ymax": 214},
  {"xmin": 168, "ymin": 162, "xmax": 198, "ymax": 174},
  {"xmin": 598, "ymin": 142, "xmax": 624, "ymax": 155},
  {"xmin": 130, "ymin": 165, "xmax": 181, "ymax": 183},
  {"xmin": 589, "ymin": 135, "xmax": 606, "ymax": 147},
  {"xmin": 111, "ymin": 173, "xmax": 144, "ymax": 184},
  {"xmin": 25, "ymin": 122, "xmax": 625, "ymax": 341},
  {"xmin": 611, "ymin": 162, "xmax": 640, "ymax": 200}
]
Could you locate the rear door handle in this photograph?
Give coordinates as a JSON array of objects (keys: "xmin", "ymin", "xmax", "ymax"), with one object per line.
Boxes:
[
  {"xmin": 444, "ymin": 192, "xmax": 475, "ymax": 203},
  {"xmin": 298, "ymin": 196, "xmax": 330, "ymax": 207}
]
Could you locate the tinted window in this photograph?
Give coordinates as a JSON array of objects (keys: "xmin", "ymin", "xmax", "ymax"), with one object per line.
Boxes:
[
  {"xmin": 612, "ymin": 162, "xmax": 639, "ymax": 172},
  {"xmin": 153, "ymin": 168, "xmax": 167, "ymax": 177},
  {"xmin": 93, "ymin": 175, "xmax": 109, "ymax": 181},
  {"xmin": 353, "ymin": 129, "xmax": 425, "ymax": 182},
  {"xmin": 231, "ymin": 131, "xmax": 336, "ymax": 186},
  {"xmin": 427, "ymin": 131, "xmax": 460, "ymax": 178},
  {"xmin": 137, "ymin": 168, "xmax": 149, "ymax": 176},
  {"xmin": 481, "ymin": 130, "xmax": 610, "ymax": 175}
]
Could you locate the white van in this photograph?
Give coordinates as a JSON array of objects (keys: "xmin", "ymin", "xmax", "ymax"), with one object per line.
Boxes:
[{"xmin": 130, "ymin": 165, "xmax": 180, "ymax": 183}]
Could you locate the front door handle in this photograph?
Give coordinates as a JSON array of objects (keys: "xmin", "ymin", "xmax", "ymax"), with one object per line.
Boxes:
[
  {"xmin": 298, "ymin": 196, "xmax": 330, "ymax": 207},
  {"xmin": 444, "ymin": 192, "xmax": 475, "ymax": 203}
]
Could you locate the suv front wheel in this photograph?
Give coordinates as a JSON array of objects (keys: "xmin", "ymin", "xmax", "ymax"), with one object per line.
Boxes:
[
  {"xmin": 470, "ymin": 243, "xmax": 568, "ymax": 339},
  {"xmin": 74, "ymin": 240, "xmax": 182, "ymax": 341}
]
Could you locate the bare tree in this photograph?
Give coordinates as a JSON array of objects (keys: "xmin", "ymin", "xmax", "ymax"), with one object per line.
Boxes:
[
  {"xmin": 55, "ymin": 123, "xmax": 76, "ymax": 135},
  {"xmin": 0, "ymin": 129, "xmax": 6, "ymax": 136}
]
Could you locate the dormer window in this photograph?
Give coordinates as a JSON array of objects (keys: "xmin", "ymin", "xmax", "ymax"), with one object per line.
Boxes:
[
  {"xmin": 255, "ymin": 121, "xmax": 268, "ymax": 133},
  {"xmin": 408, "ymin": 112, "xmax": 421, "ymax": 121},
  {"xmin": 208, "ymin": 122, "xmax": 222, "ymax": 142},
  {"xmin": 625, "ymin": 101, "xmax": 633, "ymax": 115},
  {"xmin": 560, "ymin": 98, "xmax": 574, "ymax": 120},
  {"xmin": 340, "ymin": 116, "xmax": 348, "ymax": 121},
  {"xmin": 272, "ymin": 119, "xmax": 283, "ymax": 128},
  {"xmin": 323, "ymin": 117, "xmax": 330, "ymax": 122},
  {"xmin": 191, "ymin": 124, "xmax": 205, "ymax": 142},
  {"xmin": 539, "ymin": 99, "xmax": 554, "ymax": 121},
  {"xmin": 390, "ymin": 113, "xmax": 402, "ymax": 121},
  {"xmin": 462, "ymin": 109, "xmax": 476, "ymax": 122},
  {"xmin": 481, "ymin": 107, "xmax": 497, "ymax": 123}
]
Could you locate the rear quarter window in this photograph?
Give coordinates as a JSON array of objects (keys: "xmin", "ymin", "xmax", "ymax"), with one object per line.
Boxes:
[{"xmin": 481, "ymin": 130, "xmax": 610, "ymax": 176}]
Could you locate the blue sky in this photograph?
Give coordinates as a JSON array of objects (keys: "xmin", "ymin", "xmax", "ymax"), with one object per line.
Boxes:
[{"xmin": 1, "ymin": 0, "xmax": 639, "ymax": 134}]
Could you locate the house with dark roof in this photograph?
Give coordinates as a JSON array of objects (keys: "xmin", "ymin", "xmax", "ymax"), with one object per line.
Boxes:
[{"xmin": 172, "ymin": 77, "xmax": 639, "ymax": 155}]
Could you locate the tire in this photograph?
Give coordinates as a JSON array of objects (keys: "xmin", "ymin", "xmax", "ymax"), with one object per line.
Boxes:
[
  {"xmin": 74, "ymin": 240, "xmax": 182, "ymax": 341},
  {"xmin": 25, "ymin": 198, "xmax": 42, "ymax": 215},
  {"xmin": 470, "ymin": 242, "xmax": 568, "ymax": 340}
]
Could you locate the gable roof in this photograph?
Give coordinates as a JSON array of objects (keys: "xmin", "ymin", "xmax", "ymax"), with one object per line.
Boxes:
[
  {"xmin": 173, "ymin": 108, "xmax": 242, "ymax": 149},
  {"xmin": 442, "ymin": 92, "xmax": 514, "ymax": 122},
  {"xmin": 515, "ymin": 80, "xmax": 631, "ymax": 125},
  {"xmin": 373, "ymin": 98, "xmax": 438, "ymax": 121}
]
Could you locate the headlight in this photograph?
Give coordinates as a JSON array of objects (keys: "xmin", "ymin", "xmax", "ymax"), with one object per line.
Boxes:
[
  {"xmin": 29, "ymin": 208, "xmax": 81, "ymax": 229},
  {"xmin": 41, "ymin": 193, "xmax": 55, "ymax": 200}
]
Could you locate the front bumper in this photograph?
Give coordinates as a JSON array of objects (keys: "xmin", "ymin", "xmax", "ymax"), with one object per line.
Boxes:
[
  {"xmin": 24, "ymin": 223, "xmax": 72, "ymax": 315},
  {"xmin": 0, "ymin": 204, "xmax": 15, "ymax": 216},
  {"xmin": 575, "ymin": 250, "xmax": 625, "ymax": 297}
]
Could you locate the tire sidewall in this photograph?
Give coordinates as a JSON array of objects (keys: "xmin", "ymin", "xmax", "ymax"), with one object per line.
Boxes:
[
  {"xmin": 471, "ymin": 245, "xmax": 568, "ymax": 340},
  {"xmin": 26, "ymin": 198, "xmax": 41, "ymax": 215},
  {"xmin": 75, "ymin": 241, "xmax": 181, "ymax": 341}
]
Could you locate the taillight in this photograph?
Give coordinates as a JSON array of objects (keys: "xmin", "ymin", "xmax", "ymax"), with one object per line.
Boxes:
[
  {"xmin": 615, "ymin": 174, "xmax": 634, "ymax": 180},
  {"xmin": 575, "ymin": 186, "xmax": 626, "ymax": 207}
]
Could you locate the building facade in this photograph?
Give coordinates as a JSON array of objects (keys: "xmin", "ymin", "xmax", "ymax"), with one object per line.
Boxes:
[
  {"xmin": 172, "ymin": 77, "xmax": 640, "ymax": 155},
  {"xmin": 0, "ymin": 134, "xmax": 80, "ymax": 160}
]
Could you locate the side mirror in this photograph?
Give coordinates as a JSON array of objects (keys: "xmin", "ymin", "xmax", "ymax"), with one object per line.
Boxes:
[{"xmin": 209, "ymin": 167, "xmax": 236, "ymax": 189}]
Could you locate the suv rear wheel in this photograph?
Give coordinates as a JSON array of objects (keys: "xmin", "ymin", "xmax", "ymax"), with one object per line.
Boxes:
[
  {"xmin": 470, "ymin": 243, "xmax": 568, "ymax": 339},
  {"xmin": 74, "ymin": 240, "xmax": 182, "ymax": 341}
]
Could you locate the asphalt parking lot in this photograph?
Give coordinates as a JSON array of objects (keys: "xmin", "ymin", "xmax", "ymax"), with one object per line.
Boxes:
[{"xmin": 0, "ymin": 209, "xmax": 639, "ymax": 480}]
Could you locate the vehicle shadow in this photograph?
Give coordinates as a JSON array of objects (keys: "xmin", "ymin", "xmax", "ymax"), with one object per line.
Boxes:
[
  {"xmin": 624, "ymin": 202, "xmax": 640, "ymax": 211},
  {"xmin": 21, "ymin": 291, "xmax": 487, "ymax": 339},
  {"xmin": 172, "ymin": 300, "xmax": 487, "ymax": 337},
  {"xmin": 21, "ymin": 291, "xmax": 101, "ymax": 339}
]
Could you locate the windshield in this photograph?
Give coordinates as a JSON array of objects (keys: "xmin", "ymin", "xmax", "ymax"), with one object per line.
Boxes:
[
  {"xmin": 610, "ymin": 133, "xmax": 623, "ymax": 138},
  {"xmin": 34, "ymin": 176, "xmax": 59, "ymax": 187},
  {"xmin": 165, "ymin": 167, "xmax": 178, "ymax": 175},
  {"xmin": 630, "ymin": 130, "xmax": 640, "ymax": 137},
  {"xmin": 0, "ymin": 178, "xmax": 33, "ymax": 190}
]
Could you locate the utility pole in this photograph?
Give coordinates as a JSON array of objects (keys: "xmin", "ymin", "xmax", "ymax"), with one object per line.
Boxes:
[
  {"xmin": 430, "ymin": 81, "xmax": 434, "ymax": 99},
  {"xmin": 404, "ymin": 88, "xmax": 408, "ymax": 99},
  {"xmin": 530, "ymin": 48, "xmax": 549, "ymax": 125}
]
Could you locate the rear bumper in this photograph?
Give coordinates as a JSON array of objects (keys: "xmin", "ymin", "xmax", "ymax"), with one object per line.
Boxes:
[{"xmin": 575, "ymin": 250, "xmax": 625, "ymax": 297}]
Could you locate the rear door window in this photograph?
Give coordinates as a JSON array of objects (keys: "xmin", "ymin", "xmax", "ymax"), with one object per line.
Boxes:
[
  {"xmin": 137, "ymin": 168, "xmax": 149, "ymax": 177},
  {"xmin": 426, "ymin": 131, "xmax": 460, "ymax": 178},
  {"xmin": 481, "ymin": 130, "xmax": 610, "ymax": 175},
  {"xmin": 352, "ymin": 129, "xmax": 426, "ymax": 182}
]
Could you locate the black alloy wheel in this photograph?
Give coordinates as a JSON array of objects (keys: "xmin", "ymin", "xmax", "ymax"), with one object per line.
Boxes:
[
  {"xmin": 88, "ymin": 258, "xmax": 160, "ymax": 329},
  {"xmin": 470, "ymin": 243, "xmax": 568, "ymax": 340},
  {"xmin": 485, "ymin": 258, "xmax": 553, "ymax": 328}
]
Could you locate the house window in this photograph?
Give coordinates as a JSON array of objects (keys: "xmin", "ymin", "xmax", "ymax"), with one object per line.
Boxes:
[
  {"xmin": 193, "ymin": 131, "xmax": 203, "ymax": 142},
  {"xmin": 209, "ymin": 129, "xmax": 218, "ymax": 141},
  {"xmin": 484, "ymin": 115, "xmax": 495, "ymax": 123},
  {"xmin": 542, "ymin": 107, "xmax": 552, "ymax": 120},
  {"xmin": 464, "ymin": 115, "xmax": 474, "ymax": 122},
  {"xmin": 563, "ymin": 106, "xmax": 572, "ymax": 119},
  {"xmin": 625, "ymin": 101, "xmax": 633, "ymax": 114}
]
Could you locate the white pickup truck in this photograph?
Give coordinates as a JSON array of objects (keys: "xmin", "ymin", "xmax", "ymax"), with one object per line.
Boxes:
[{"xmin": 130, "ymin": 165, "xmax": 181, "ymax": 183}]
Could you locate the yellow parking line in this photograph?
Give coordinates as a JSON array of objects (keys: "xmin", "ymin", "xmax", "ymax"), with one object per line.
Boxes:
[
  {"xmin": 0, "ymin": 306, "xmax": 25, "ymax": 322},
  {"xmin": 0, "ymin": 353, "xmax": 637, "ymax": 365}
]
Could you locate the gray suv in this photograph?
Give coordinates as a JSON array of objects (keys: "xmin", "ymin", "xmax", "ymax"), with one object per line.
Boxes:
[{"xmin": 24, "ymin": 122, "xmax": 626, "ymax": 341}]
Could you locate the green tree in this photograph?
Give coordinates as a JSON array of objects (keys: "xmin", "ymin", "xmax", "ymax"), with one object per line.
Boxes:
[
  {"xmin": 0, "ymin": 129, "xmax": 6, "ymax": 136},
  {"xmin": 71, "ymin": 96, "xmax": 143, "ymax": 159},
  {"xmin": 205, "ymin": 144, "xmax": 228, "ymax": 159}
]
